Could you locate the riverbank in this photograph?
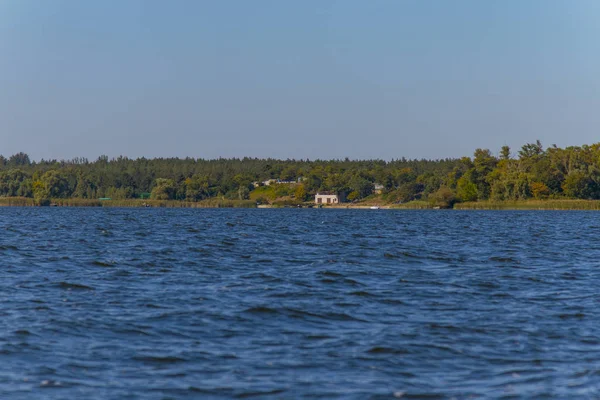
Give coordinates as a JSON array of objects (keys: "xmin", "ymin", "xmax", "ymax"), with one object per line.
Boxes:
[
  {"xmin": 324, "ymin": 201, "xmax": 431, "ymax": 209},
  {"xmin": 267, "ymin": 199, "xmax": 600, "ymax": 210},
  {"xmin": 0, "ymin": 197, "xmax": 256, "ymax": 208},
  {"xmin": 455, "ymin": 200, "xmax": 600, "ymax": 210},
  {"xmin": 3, "ymin": 197, "xmax": 600, "ymax": 210}
]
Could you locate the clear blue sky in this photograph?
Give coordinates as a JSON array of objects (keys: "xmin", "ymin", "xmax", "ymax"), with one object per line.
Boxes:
[{"xmin": 1, "ymin": 0, "xmax": 599, "ymax": 161}]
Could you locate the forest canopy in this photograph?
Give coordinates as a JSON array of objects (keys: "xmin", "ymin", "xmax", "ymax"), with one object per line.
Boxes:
[{"xmin": 1, "ymin": 141, "xmax": 600, "ymax": 205}]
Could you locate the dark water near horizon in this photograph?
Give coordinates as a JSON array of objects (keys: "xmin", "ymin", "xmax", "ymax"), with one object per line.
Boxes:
[{"xmin": 1, "ymin": 208, "xmax": 600, "ymax": 399}]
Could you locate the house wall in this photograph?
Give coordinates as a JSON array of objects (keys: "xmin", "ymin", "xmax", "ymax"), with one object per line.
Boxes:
[{"xmin": 315, "ymin": 194, "xmax": 339, "ymax": 204}]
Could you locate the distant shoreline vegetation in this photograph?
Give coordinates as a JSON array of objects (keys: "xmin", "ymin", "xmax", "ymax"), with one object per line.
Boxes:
[{"xmin": 2, "ymin": 141, "xmax": 600, "ymax": 209}]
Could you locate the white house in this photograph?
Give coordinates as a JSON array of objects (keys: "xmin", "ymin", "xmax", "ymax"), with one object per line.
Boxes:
[{"xmin": 315, "ymin": 192, "xmax": 341, "ymax": 205}]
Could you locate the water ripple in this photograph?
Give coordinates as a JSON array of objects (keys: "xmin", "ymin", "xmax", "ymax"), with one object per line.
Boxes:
[{"xmin": 1, "ymin": 208, "xmax": 599, "ymax": 398}]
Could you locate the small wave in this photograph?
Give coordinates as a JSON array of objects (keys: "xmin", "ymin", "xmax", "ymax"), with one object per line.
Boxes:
[
  {"xmin": 39, "ymin": 379, "xmax": 64, "ymax": 388},
  {"xmin": 305, "ymin": 334, "xmax": 334, "ymax": 340},
  {"xmin": 133, "ymin": 355, "xmax": 187, "ymax": 364},
  {"xmin": 367, "ymin": 346, "xmax": 409, "ymax": 354},
  {"xmin": 558, "ymin": 313, "xmax": 585, "ymax": 319},
  {"xmin": 188, "ymin": 387, "xmax": 217, "ymax": 394},
  {"xmin": 429, "ymin": 323, "xmax": 460, "ymax": 331},
  {"xmin": 320, "ymin": 278, "xmax": 336, "ymax": 284},
  {"xmin": 489, "ymin": 256, "xmax": 520, "ymax": 263},
  {"xmin": 92, "ymin": 260, "xmax": 115, "ymax": 267},
  {"xmin": 241, "ymin": 272, "xmax": 279, "ymax": 281},
  {"xmin": 400, "ymin": 251, "xmax": 420, "ymax": 258},
  {"xmin": 377, "ymin": 298, "xmax": 405, "ymax": 305},
  {"xmin": 286, "ymin": 308, "xmax": 367, "ymax": 322},
  {"xmin": 244, "ymin": 306, "xmax": 278, "ymax": 314},
  {"xmin": 116, "ymin": 328, "xmax": 152, "ymax": 336},
  {"xmin": 350, "ymin": 291, "xmax": 375, "ymax": 297},
  {"xmin": 561, "ymin": 273, "xmax": 578, "ymax": 280},
  {"xmin": 318, "ymin": 271, "xmax": 343, "ymax": 277},
  {"xmin": 234, "ymin": 388, "xmax": 286, "ymax": 398},
  {"xmin": 57, "ymin": 282, "xmax": 95, "ymax": 290},
  {"xmin": 477, "ymin": 281, "xmax": 500, "ymax": 289}
]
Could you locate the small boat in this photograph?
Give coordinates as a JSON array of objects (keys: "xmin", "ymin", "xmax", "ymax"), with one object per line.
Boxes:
[{"xmin": 370, "ymin": 206, "xmax": 380, "ymax": 210}]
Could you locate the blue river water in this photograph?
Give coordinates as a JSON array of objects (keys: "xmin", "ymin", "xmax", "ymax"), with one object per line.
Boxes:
[{"xmin": 1, "ymin": 208, "xmax": 600, "ymax": 399}]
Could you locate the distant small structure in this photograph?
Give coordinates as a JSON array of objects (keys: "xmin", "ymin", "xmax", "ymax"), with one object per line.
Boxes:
[
  {"xmin": 262, "ymin": 179, "xmax": 298, "ymax": 186},
  {"xmin": 315, "ymin": 191, "xmax": 344, "ymax": 205},
  {"xmin": 374, "ymin": 183, "xmax": 385, "ymax": 194}
]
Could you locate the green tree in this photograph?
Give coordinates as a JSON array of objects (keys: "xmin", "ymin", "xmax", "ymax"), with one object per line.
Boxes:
[
  {"xmin": 471, "ymin": 148, "xmax": 497, "ymax": 200},
  {"xmin": 40, "ymin": 170, "xmax": 70, "ymax": 198},
  {"xmin": 294, "ymin": 184, "xmax": 307, "ymax": 201},
  {"xmin": 562, "ymin": 171, "xmax": 596, "ymax": 199},
  {"xmin": 151, "ymin": 178, "xmax": 176, "ymax": 200},
  {"xmin": 530, "ymin": 182, "xmax": 550, "ymax": 199},
  {"xmin": 347, "ymin": 191, "xmax": 359, "ymax": 202},
  {"xmin": 456, "ymin": 175, "xmax": 478, "ymax": 202},
  {"xmin": 349, "ymin": 175, "xmax": 373, "ymax": 199},
  {"xmin": 429, "ymin": 187, "xmax": 456, "ymax": 208},
  {"xmin": 519, "ymin": 140, "xmax": 544, "ymax": 159},
  {"xmin": 185, "ymin": 175, "xmax": 210, "ymax": 201}
]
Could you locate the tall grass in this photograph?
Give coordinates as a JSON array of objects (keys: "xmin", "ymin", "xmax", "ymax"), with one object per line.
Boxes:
[
  {"xmin": 101, "ymin": 199, "xmax": 256, "ymax": 208},
  {"xmin": 10, "ymin": 196, "xmax": 600, "ymax": 210},
  {"xmin": 51, "ymin": 199, "xmax": 102, "ymax": 207},
  {"xmin": 0, "ymin": 197, "xmax": 256, "ymax": 208},
  {"xmin": 455, "ymin": 200, "xmax": 600, "ymax": 210},
  {"xmin": 390, "ymin": 200, "xmax": 432, "ymax": 209},
  {"xmin": 0, "ymin": 197, "xmax": 37, "ymax": 207}
]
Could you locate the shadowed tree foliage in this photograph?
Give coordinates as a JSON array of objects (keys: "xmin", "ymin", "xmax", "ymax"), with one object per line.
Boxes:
[{"xmin": 151, "ymin": 178, "xmax": 176, "ymax": 200}]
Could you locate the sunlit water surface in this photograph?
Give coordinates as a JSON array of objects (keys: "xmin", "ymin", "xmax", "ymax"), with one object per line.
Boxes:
[{"xmin": 1, "ymin": 208, "xmax": 600, "ymax": 399}]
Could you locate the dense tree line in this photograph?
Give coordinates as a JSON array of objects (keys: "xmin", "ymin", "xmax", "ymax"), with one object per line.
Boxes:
[{"xmin": 1, "ymin": 141, "xmax": 600, "ymax": 205}]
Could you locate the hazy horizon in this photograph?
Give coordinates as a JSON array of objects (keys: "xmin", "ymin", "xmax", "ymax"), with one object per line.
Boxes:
[{"xmin": 2, "ymin": 0, "xmax": 599, "ymax": 161}]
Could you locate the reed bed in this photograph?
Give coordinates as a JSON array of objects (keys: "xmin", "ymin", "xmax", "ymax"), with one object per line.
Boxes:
[
  {"xmin": 100, "ymin": 199, "xmax": 256, "ymax": 208},
  {"xmin": 390, "ymin": 201, "xmax": 432, "ymax": 209},
  {"xmin": 8, "ymin": 196, "xmax": 600, "ymax": 210},
  {"xmin": 455, "ymin": 200, "xmax": 600, "ymax": 210},
  {"xmin": 50, "ymin": 199, "xmax": 102, "ymax": 207},
  {"xmin": 0, "ymin": 197, "xmax": 257, "ymax": 208},
  {"xmin": 0, "ymin": 197, "xmax": 38, "ymax": 207}
]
